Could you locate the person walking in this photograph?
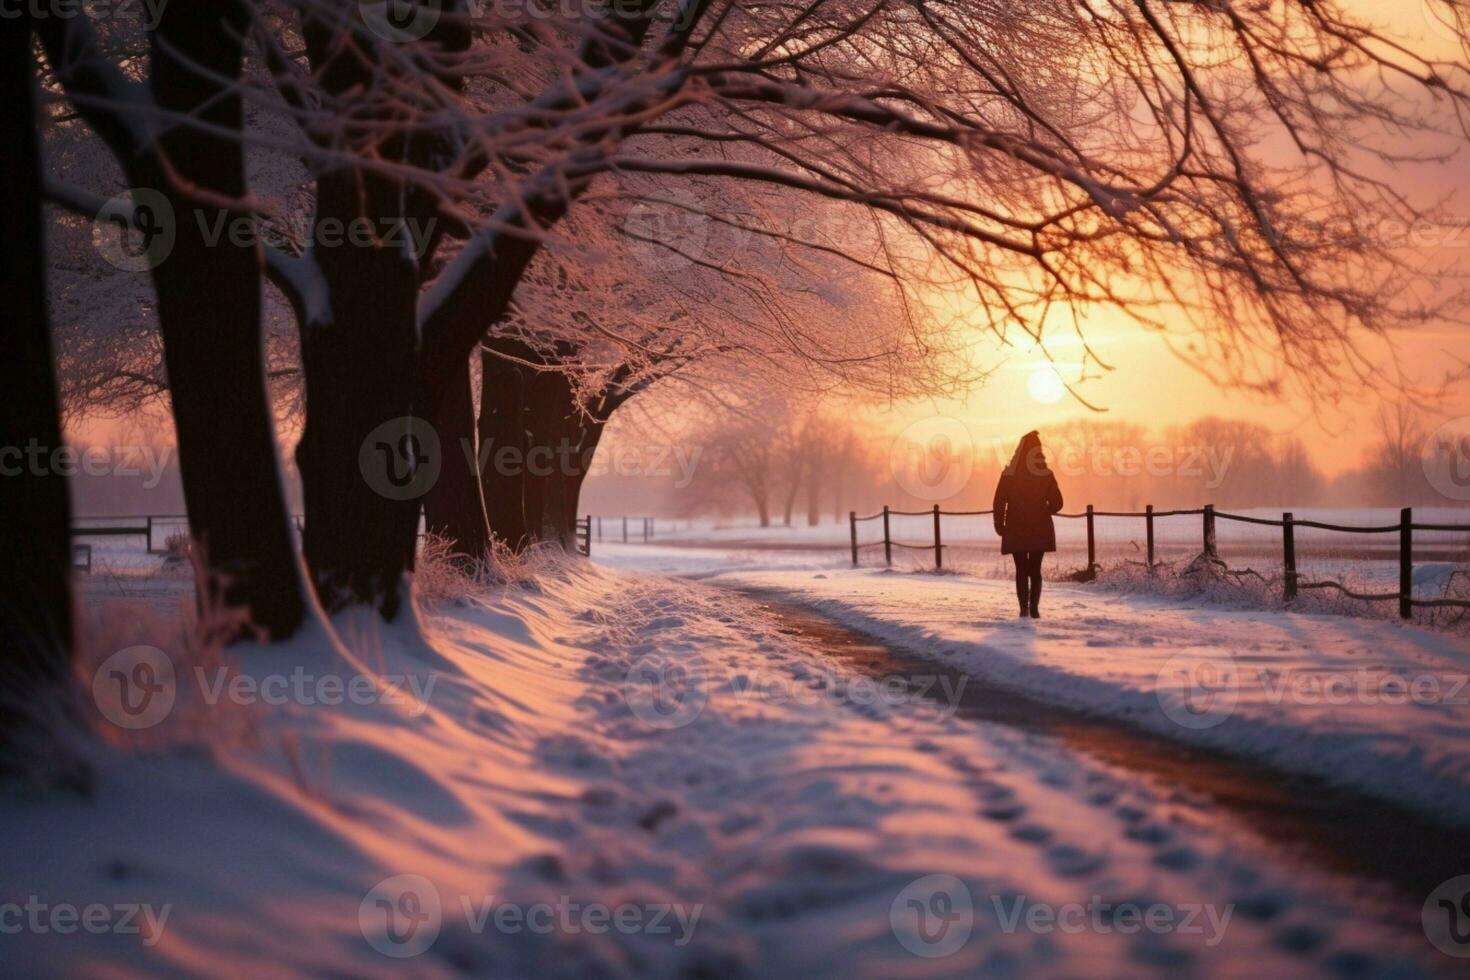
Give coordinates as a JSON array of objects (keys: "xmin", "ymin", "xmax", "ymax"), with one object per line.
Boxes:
[{"xmin": 993, "ymin": 431, "xmax": 1064, "ymax": 618}]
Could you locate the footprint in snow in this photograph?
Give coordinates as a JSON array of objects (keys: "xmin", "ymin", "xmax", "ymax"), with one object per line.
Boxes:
[{"xmin": 1045, "ymin": 843, "xmax": 1107, "ymax": 877}]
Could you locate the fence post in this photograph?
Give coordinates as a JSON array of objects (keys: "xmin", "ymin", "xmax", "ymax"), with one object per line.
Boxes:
[
  {"xmin": 1086, "ymin": 504, "xmax": 1096, "ymax": 578},
  {"xmin": 849, "ymin": 511, "xmax": 859, "ymax": 568},
  {"xmin": 882, "ymin": 505, "xmax": 892, "ymax": 567},
  {"xmin": 1283, "ymin": 512, "xmax": 1297, "ymax": 602},
  {"xmin": 584, "ymin": 515, "xmax": 592, "ymax": 557},
  {"xmin": 643, "ymin": 517, "xmax": 650, "ymax": 543},
  {"xmin": 649, "ymin": 517, "xmax": 654, "ymax": 541},
  {"xmin": 1400, "ymin": 507, "xmax": 1413, "ymax": 620},
  {"xmin": 146, "ymin": 515, "xmax": 154, "ymax": 554},
  {"xmin": 622, "ymin": 516, "xmax": 628, "ymax": 543},
  {"xmin": 933, "ymin": 504, "xmax": 943, "ymax": 571},
  {"xmin": 597, "ymin": 516, "xmax": 602, "ymax": 542},
  {"xmin": 1203, "ymin": 504, "xmax": 1217, "ymax": 559},
  {"xmin": 1145, "ymin": 505, "xmax": 1155, "ymax": 572}
]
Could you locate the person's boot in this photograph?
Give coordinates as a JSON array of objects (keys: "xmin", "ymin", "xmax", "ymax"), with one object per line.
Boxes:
[
  {"xmin": 1029, "ymin": 577, "xmax": 1042, "ymax": 619},
  {"xmin": 1017, "ymin": 579, "xmax": 1030, "ymax": 617}
]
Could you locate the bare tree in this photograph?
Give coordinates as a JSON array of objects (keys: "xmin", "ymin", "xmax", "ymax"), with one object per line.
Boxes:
[
  {"xmin": 37, "ymin": 3, "xmax": 308, "ymax": 638},
  {"xmin": 2, "ymin": 15, "xmax": 72, "ymax": 749},
  {"xmin": 37, "ymin": 0, "xmax": 1470, "ymax": 624}
]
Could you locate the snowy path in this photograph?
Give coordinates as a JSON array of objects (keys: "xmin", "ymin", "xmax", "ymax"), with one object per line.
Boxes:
[
  {"xmin": 4, "ymin": 556, "xmax": 1466, "ymax": 976},
  {"xmin": 597, "ymin": 544, "xmax": 1470, "ymax": 825}
]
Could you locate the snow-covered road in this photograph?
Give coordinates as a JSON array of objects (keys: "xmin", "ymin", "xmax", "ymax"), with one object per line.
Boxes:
[
  {"xmin": 5, "ymin": 550, "xmax": 1468, "ymax": 976},
  {"xmin": 597, "ymin": 543, "xmax": 1470, "ymax": 825}
]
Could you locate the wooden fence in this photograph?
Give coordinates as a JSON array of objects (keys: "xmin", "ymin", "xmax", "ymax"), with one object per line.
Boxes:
[
  {"xmin": 851, "ymin": 504, "xmax": 1470, "ymax": 620},
  {"xmin": 593, "ymin": 516, "xmax": 656, "ymax": 544},
  {"xmin": 71, "ymin": 514, "xmax": 187, "ymax": 555}
]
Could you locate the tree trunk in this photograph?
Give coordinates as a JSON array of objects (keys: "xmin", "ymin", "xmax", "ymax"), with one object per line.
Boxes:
[
  {"xmin": 422, "ymin": 357, "xmax": 490, "ymax": 561},
  {"xmin": 0, "ymin": 18, "xmax": 71, "ymax": 721},
  {"xmin": 294, "ymin": 17, "xmax": 434, "ymax": 619},
  {"xmin": 781, "ymin": 481, "xmax": 799, "ymax": 527},
  {"xmin": 805, "ymin": 470, "xmax": 823, "ymax": 526},
  {"xmin": 294, "ymin": 240, "xmax": 421, "ymax": 617},
  {"xmin": 474, "ymin": 349, "xmax": 606, "ymax": 553},
  {"xmin": 479, "ymin": 351, "xmax": 531, "ymax": 550},
  {"xmin": 148, "ymin": 2, "xmax": 305, "ymax": 639}
]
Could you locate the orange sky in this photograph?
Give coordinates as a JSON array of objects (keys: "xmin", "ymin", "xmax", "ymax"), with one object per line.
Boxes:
[{"xmin": 886, "ymin": 3, "xmax": 1470, "ymax": 477}]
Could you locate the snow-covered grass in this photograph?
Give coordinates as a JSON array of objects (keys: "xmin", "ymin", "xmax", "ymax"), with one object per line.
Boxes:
[
  {"xmin": 4, "ymin": 557, "xmax": 1456, "ymax": 977},
  {"xmin": 615, "ymin": 509, "xmax": 1470, "ymax": 630}
]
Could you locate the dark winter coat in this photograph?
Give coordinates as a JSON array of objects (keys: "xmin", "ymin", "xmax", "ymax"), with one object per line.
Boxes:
[{"xmin": 993, "ymin": 464, "xmax": 1064, "ymax": 555}]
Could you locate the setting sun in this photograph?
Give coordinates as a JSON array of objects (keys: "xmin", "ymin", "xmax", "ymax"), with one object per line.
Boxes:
[{"xmin": 1027, "ymin": 365, "xmax": 1067, "ymax": 404}]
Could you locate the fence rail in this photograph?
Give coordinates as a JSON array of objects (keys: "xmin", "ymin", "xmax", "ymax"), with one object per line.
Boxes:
[
  {"xmin": 70, "ymin": 514, "xmax": 189, "ymax": 555},
  {"xmin": 575, "ymin": 515, "xmax": 593, "ymax": 557},
  {"xmin": 593, "ymin": 516, "xmax": 657, "ymax": 544},
  {"xmin": 850, "ymin": 504, "xmax": 1470, "ymax": 620}
]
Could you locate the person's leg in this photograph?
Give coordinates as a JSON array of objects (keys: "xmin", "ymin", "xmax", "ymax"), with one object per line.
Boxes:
[
  {"xmin": 1012, "ymin": 553, "xmax": 1030, "ymax": 616},
  {"xmin": 1028, "ymin": 552, "xmax": 1044, "ymax": 617}
]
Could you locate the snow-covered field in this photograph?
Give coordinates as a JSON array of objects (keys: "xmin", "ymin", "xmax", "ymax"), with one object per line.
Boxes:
[
  {"xmin": 613, "ymin": 509, "xmax": 1470, "ymax": 602},
  {"xmin": 5, "ymin": 539, "xmax": 1469, "ymax": 976}
]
